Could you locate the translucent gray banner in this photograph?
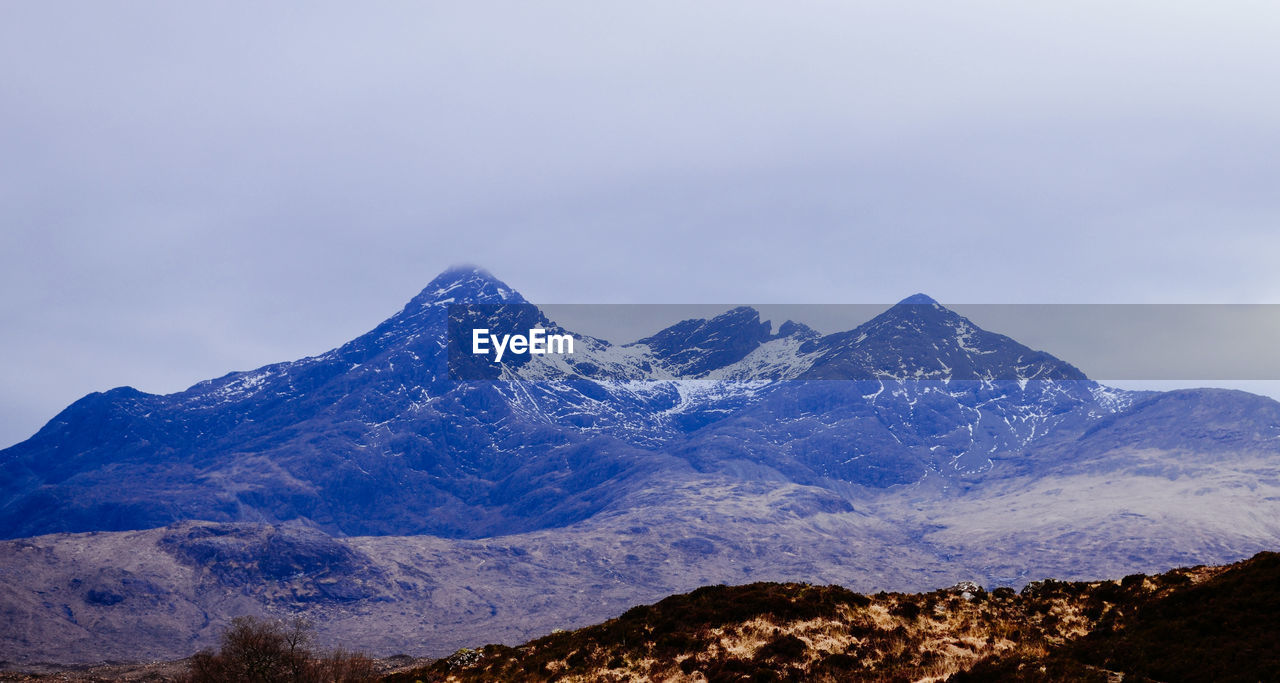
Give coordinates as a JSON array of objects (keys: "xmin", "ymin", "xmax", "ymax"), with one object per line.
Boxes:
[{"xmin": 447, "ymin": 303, "xmax": 1280, "ymax": 381}]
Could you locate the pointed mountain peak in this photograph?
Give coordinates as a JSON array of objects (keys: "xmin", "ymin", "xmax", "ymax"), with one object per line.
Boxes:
[
  {"xmin": 869, "ymin": 293, "xmax": 967, "ymax": 334},
  {"xmin": 897, "ymin": 293, "xmax": 939, "ymax": 306},
  {"xmin": 352, "ymin": 266, "xmax": 532, "ymax": 350},
  {"xmin": 867, "ymin": 293, "xmax": 956, "ymax": 330},
  {"xmin": 435, "ymin": 262, "xmax": 491, "ymax": 280},
  {"xmin": 800, "ymin": 294, "xmax": 1089, "ymax": 381},
  {"xmin": 335, "ymin": 267, "xmax": 535, "ymax": 363},
  {"xmin": 414, "ymin": 265, "xmax": 528, "ymax": 306}
]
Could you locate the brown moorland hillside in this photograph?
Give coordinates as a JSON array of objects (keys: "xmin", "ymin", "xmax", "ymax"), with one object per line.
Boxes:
[{"xmin": 388, "ymin": 552, "xmax": 1280, "ymax": 682}]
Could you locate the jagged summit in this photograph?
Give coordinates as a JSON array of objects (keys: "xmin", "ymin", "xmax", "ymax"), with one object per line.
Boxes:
[
  {"xmin": 412, "ymin": 265, "xmax": 528, "ymax": 306},
  {"xmin": 359, "ymin": 267, "xmax": 531, "ymax": 347},
  {"xmin": 869, "ymin": 293, "xmax": 965, "ymax": 330},
  {"xmin": 794, "ymin": 295, "xmax": 1090, "ymax": 381},
  {"xmin": 776, "ymin": 319, "xmax": 818, "ymax": 339},
  {"xmin": 637, "ymin": 306, "xmax": 773, "ymax": 376}
]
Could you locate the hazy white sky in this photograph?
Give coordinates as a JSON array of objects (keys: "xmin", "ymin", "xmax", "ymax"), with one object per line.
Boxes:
[{"xmin": 3, "ymin": 2, "xmax": 1280, "ymax": 445}]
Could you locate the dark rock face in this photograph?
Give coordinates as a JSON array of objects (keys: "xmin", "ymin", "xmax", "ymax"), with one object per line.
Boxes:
[
  {"xmin": 84, "ymin": 588, "xmax": 124, "ymax": 606},
  {"xmin": 636, "ymin": 306, "xmax": 773, "ymax": 376},
  {"xmin": 159, "ymin": 523, "xmax": 386, "ymax": 602},
  {"xmin": 798, "ymin": 297, "xmax": 1087, "ymax": 381}
]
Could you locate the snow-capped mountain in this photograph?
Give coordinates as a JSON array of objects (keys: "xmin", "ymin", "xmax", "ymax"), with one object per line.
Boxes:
[{"xmin": 0, "ymin": 266, "xmax": 1258, "ymax": 540}]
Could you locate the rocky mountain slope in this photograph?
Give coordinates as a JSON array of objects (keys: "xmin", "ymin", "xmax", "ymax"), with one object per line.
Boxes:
[{"xmin": 3, "ymin": 266, "xmax": 1280, "ymax": 666}]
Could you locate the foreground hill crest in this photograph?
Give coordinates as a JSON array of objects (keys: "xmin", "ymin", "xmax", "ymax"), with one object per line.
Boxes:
[{"xmin": 386, "ymin": 551, "xmax": 1280, "ymax": 682}]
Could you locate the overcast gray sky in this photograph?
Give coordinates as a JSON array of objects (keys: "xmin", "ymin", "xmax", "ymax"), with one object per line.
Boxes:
[{"xmin": 3, "ymin": 2, "xmax": 1280, "ymax": 446}]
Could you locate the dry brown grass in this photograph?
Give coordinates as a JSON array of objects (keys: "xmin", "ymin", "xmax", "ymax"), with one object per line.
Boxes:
[{"xmin": 387, "ymin": 558, "xmax": 1275, "ymax": 682}]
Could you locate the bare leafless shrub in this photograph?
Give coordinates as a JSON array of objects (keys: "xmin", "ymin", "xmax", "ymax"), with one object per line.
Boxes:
[
  {"xmin": 181, "ymin": 615, "xmax": 376, "ymax": 683},
  {"xmin": 311, "ymin": 649, "xmax": 378, "ymax": 682}
]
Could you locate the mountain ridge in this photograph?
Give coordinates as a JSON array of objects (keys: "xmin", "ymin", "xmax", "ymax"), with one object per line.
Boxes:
[{"xmin": 2, "ymin": 265, "xmax": 1131, "ymax": 540}]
